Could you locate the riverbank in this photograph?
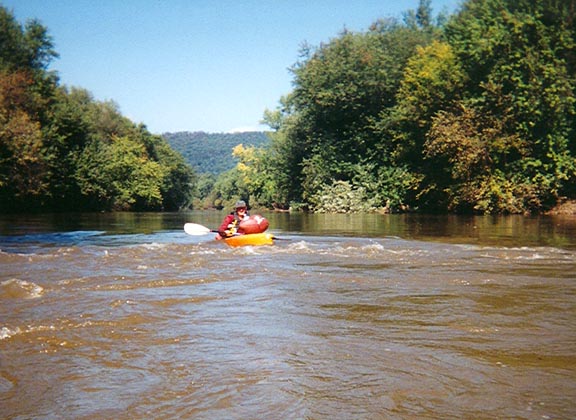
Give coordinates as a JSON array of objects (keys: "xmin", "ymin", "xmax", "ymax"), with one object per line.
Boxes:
[{"xmin": 547, "ymin": 199, "xmax": 576, "ymax": 215}]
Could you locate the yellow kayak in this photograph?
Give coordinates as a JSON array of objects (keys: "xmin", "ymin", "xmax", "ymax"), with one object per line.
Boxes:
[{"xmin": 223, "ymin": 233, "xmax": 274, "ymax": 247}]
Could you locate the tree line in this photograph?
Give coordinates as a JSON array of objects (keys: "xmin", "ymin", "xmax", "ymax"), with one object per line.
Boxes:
[
  {"xmin": 210, "ymin": 0, "xmax": 575, "ymax": 214},
  {"xmin": 1, "ymin": 1, "xmax": 575, "ymax": 214},
  {"xmin": 0, "ymin": 6, "xmax": 194, "ymax": 213}
]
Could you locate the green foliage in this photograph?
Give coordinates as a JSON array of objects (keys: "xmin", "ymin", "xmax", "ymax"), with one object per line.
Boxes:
[
  {"xmin": 435, "ymin": 0, "xmax": 576, "ymax": 212},
  {"xmin": 192, "ymin": 173, "xmax": 217, "ymax": 209},
  {"xmin": 359, "ymin": 164, "xmax": 422, "ymax": 211},
  {"xmin": 232, "ymin": 144, "xmax": 275, "ymax": 208},
  {"xmin": 261, "ymin": 2, "xmax": 439, "ymax": 212},
  {"xmin": 0, "ymin": 8, "xmax": 58, "ymax": 72},
  {"xmin": 2, "ymin": 1, "xmax": 575, "ymax": 214},
  {"xmin": 165, "ymin": 131, "xmax": 273, "ymax": 210},
  {"xmin": 0, "ymin": 6, "xmax": 195, "ymax": 212},
  {"xmin": 209, "ymin": 167, "xmax": 249, "ymax": 210},
  {"xmin": 288, "ymin": 22, "xmax": 432, "ymax": 158},
  {"xmin": 260, "ymin": 102, "xmax": 309, "ymax": 206},
  {"xmin": 309, "ymin": 180, "xmax": 378, "ymax": 213},
  {"xmin": 75, "ymin": 136, "xmax": 165, "ymax": 211},
  {"xmin": 424, "ymin": 106, "xmax": 529, "ymax": 212},
  {"xmin": 48, "ymin": 92, "xmax": 195, "ymax": 212},
  {"xmin": 390, "ymin": 40, "xmax": 466, "ymax": 166},
  {"xmin": 163, "ymin": 131, "xmax": 270, "ymax": 175},
  {"xmin": 153, "ymin": 137, "xmax": 196, "ymax": 211},
  {"xmin": 257, "ymin": 0, "xmax": 576, "ymax": 214},
  {"xmin": 0, "ymin": 67, "xmax": 51, "ymax": 210}
]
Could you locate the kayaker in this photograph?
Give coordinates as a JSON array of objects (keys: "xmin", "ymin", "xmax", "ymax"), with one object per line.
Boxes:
[{"xmin": 216, "ymin": 200, "xmax": 250, "ymax": 239}]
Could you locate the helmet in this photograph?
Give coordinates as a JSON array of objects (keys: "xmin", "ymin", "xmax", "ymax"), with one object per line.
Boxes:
[{"xmin": 234, "ymin": 200, "xmax": 247, "ymax": 209}]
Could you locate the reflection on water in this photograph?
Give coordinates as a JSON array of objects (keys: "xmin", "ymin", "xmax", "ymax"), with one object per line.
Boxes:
[
  {"xmin": 1, "ymin": 211, "xmax": 575, "ymax": 249},
  {"xmin": 267, "ymin": 212, "xmax": 576, "ymax": 249},
  {"xmin": 0, "ymin": 211, "xmax": 575, "ymax": 419}
]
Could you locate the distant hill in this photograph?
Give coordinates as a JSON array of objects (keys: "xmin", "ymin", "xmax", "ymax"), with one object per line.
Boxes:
[{"xmin": 162, "ymin": 131, "xmax": 270, "ymax": 175}]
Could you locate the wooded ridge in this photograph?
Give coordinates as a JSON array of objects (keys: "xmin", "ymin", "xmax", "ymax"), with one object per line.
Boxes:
[{"xmin": 163, "ymin": 131, "xmax": 269, "ymax": 175}]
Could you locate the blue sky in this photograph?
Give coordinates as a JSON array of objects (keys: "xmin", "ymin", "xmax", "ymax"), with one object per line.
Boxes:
[{"xmin": 3, "ymin": 0, "xmax": 460, "ymax": 134}]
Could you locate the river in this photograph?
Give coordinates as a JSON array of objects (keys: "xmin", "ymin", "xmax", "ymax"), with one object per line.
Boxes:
[{"xmin": 1, "ymin": 211, "xmax": 575, "ymax": 419}]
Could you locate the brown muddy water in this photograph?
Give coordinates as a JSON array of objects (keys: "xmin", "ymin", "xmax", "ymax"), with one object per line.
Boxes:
[{"xmin": 1, "ymin": 211, "xmax": 575, "ymax": 419}]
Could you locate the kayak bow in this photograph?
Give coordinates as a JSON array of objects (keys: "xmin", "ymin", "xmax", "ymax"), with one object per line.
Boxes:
[{"xmin": 223, "ymin": 233, "xmax": 274, "ymax": 247}]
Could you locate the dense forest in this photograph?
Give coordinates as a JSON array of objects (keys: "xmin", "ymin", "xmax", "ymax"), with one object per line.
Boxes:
[
  {"xmin": 163, "ymin": 131, "xmax": 269, "ymax": 175},
  {"xmin": 162, "ymin": 131, "xmax": 271, "ymax": 210},
  {"xmin": 229, "ymin": 0, "xmax": 575, "ymax": 214},
  {"xmin": 1, "ymin": 0, "xmax": 575, "ymax": 214},
  {"xmin": 0, "ymin": 6, "xmax": 195, "ymax": 212}
]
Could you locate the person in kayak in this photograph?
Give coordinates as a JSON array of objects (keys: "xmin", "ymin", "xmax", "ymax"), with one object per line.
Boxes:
[{"xmin": 216, "ymin": 200, "xmax": 250, "ymax": 239}]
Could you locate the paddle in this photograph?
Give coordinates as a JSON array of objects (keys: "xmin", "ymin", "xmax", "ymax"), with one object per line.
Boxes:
[
  {"xmin": 183, "ymin": 222, "xmax": 289, "ymax": 240},
  {"xmin": 183, "ymin": 223, "xmax": 217, "ymax": 236}
]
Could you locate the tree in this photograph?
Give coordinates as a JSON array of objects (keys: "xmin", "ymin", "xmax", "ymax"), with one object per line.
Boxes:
[
  {"xmin": 0, "ymin": 5, "xmax": 196, "ymax": 213},
  {"xmin": 232, "ymin": 143, "xmax": 277, "ymax": 208},
  {"xmin": 390, "ymin": 40, "xmax": 466, "ymax": 168},
  {"xmin": 0, "ymin": 69, "xmax": 51, "ymax": 210},
  {"xmin": 75, "ymin": 136, "xmax": 165, "ymax": 211},
  {"xmin": 266, "ymin": 14, "xmax": 438, "ymax": 211},
  {"xmin": 437, "ymin": 0, "xmax": 576, "ymax": 212},
  {"xmin": 0, "ymin": 8, "xmax": 57, "ymax": 72},
  {"xmin": 147, "ymin": 132, "xmax": 195, "ymax": 211},
  {"xmin": 209, "ymin": 167, "xmax": 249, "ymax": 210}
]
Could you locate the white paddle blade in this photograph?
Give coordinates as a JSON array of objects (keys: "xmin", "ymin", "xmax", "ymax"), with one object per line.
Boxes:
[{"xmin": 184, "ymin": 223, "xmax": 212, "ymax": 236}]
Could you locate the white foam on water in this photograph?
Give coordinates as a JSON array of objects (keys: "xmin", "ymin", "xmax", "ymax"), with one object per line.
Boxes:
[
  {"xmin": 0, "ymin": 279, "xmax": 44, "ymax": 299},
  {"xmin": 0, "ymin": 326, "xmax": 22, "ymax": 340}
]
